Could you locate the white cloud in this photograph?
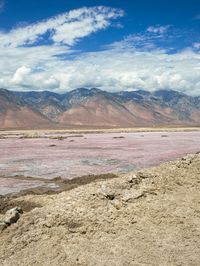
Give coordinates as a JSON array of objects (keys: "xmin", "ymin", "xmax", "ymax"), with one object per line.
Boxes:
[
  {"xmin": 12, "ymin": 66, "xmax": 31, "ymax": 84},
  {"xmin": 0, "ymin": 6, "xmax": 124, "ymax": 47},
  {"xmin": 0, "ymin": 7, "xmax": 199, "ymax": 96},
  {"xmin": 43, "ymin": 76, "xmax": 60, "ymax": 90},
  {"xmin": 4, "ymin": 46, "xmax": 200, "ymax": 96},
  {"xmin": 106, "ymin": 25, "xmax": 172, "ymax": 52},
  {"xmin": 52, "ymin": 48, "xmax": 199, "ymax": 95},
  {"xmin": 147, "ymin": 25, "xmax": 170, "ymax": 34},
  {"xmin": 193, "ymin": 42, "xmax": 200, "ymax": 49}
]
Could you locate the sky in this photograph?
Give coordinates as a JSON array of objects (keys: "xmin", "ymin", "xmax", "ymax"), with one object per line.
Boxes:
[{"xmin": 0, "ymin": 0, "xmax": 200, "ymax": 95}]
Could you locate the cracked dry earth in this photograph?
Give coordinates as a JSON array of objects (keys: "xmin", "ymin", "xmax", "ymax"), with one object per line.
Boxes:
[{"xmin": 0, "ymin": 154, "xmax": 200, "ymax": 266}]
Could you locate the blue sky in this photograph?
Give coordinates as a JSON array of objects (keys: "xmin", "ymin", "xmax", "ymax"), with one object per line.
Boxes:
[{"xmin": 0, "ymin": 0, "xmax": 200, "ymax": 94}]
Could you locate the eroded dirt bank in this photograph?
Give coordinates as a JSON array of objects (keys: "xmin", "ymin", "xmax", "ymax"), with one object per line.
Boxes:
[{"xmin": 0, "ymin": 153, "xmax": 200, "ymax": 266}]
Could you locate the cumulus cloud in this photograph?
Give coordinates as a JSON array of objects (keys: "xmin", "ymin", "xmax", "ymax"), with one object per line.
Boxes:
[
  {"xmin": 0, "ymin": 7, "xmax": 200, "ymax": 96},
  {"xmin": 4, "ymin": 46, "xmax": 200, "ymax": 96},
  {"xmin": 12, "ymin": 66, "xmax": 31, "ymax": 84},
  {"xmin": 55, "ymin": 49, "xmax": 200, "ymax": 95}
]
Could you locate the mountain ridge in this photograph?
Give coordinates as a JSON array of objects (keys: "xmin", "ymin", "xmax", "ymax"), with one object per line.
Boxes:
[{"xmin": 0, "ymin": 88, "xmax": 200, "ymax": 129}]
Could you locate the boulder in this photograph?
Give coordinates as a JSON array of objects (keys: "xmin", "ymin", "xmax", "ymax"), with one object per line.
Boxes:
[{"xmin": 4, "ymin": 207, "xmax": 23, "ymax": 225}]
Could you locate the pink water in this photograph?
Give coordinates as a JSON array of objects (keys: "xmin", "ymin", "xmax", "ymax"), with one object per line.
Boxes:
[{"xmin": 0, "ymin": 131, "xmax": 200, "ymax": 195}]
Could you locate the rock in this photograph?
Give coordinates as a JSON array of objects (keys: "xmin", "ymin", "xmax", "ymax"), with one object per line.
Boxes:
[
  {"xmin": 99, "ymin": 184, "xmax": 115, "ymax": 200},
  {"xmin": 136, "ymin": 171, "xmax": 156, "ymax": 179},
  {"xmin": 110, "ymin": 199, "xmax": 123, "ymax": 210},
  {"xmin": 127, "ymin": 174, "xmax": 141, "ymax": 185},
  {"xmin": 0, "ymin": 222, "xmax": 7, "ymax": 231},
  {"xmin": 4, "ymin": 207, "xmax": 23, "ymax": 225},
  {"xmin": 122, "ymin": 189, "xmax": 145, "ymax": 202},
  {"xmin": 49, "ymin": 144, "xmax": 56, "ymax": 147},
  {"xmin": 106, "ymin": 194, "xmax": 115, "ymax": 200},
  {"xmin": 136, "ymin": 171, "xmax": 148, "ymax": 179}
]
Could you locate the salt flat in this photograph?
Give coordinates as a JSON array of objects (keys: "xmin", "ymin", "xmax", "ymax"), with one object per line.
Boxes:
[{"xmin": 0, "ymin": 130, "xmax": 200, "ymax": 195}]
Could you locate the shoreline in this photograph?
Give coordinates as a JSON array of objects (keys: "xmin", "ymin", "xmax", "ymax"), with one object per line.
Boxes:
[
  {"xmin": 1, "ymin": 126, "xmax": 200, "ymax": 136},
  {"xmin": 0, "ymin": 153, "xmax": 200, "ymax": 265},
  {"xmin": 0, "ymin": 149, "xmax": 199, "ymax": 199},
  {"xmin": 0, "ymin": 173, "xmax": 118, "ymax": 198},
  {"xmin": 1, "ymin": 130, "xmax": 200, "ymax": 196}
]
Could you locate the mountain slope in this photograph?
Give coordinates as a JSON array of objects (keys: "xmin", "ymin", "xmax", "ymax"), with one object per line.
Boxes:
[
  {"xmin": 58, "ymin": 88, "xmax": 152, "ymax": 127},
  {"xmin": 0, "ymin": 89, "xmax": 52, "ymax": 129},
  {"xmin": 115, "ymin": 89, "xmax": 200, "ymax": 125},
  {"xmin": 0, "ymin": 88, "xmax": 200, "ymax": 129},
  {"xmin": 15, "ymin": 91, "xmax": 66, "ymax": 120}
]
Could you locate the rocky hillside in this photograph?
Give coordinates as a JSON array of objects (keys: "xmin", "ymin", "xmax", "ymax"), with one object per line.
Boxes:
[
  {"xmin": 0, "ymin": 89, "xmax": 52, "ymax": 129},
  {"xmin": 0, "ymin": 153, "xmax": 200, "ymax": 265},
  {"xmin": 0, "ymin": 87, "xmax": 200, "ymax": 128}
]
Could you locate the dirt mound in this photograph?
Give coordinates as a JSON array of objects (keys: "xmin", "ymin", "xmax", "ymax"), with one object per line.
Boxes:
[{"xmin": 0, "ymin": 154, "xmax": 200, "ymax": 266}]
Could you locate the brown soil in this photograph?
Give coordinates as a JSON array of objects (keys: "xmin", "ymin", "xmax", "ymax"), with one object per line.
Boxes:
[
  {"xmin": 0, "ymin": 154, "xmax": 200, "ymax": 266},
  {"xmin": 0, "ymin": 196, "xmax": 41, "ymax": 214}
]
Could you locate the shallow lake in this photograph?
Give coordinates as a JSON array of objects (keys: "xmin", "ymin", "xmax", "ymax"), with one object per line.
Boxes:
[{"xmin": 0, "ymin": 131, "xmax": 200, "ymax": 195}]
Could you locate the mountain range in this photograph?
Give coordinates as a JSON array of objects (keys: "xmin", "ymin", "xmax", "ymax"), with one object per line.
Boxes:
[{"xmin": 0, "ymin": 88, "xmax": 199, "ymax": 129}]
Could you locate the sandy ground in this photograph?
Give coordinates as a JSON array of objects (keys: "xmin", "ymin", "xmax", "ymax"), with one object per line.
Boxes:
[
  {"xmin": 0, "ymin": 153, "xmax": 199, "ymax": 266},
  {"xmin": 0, "ymin": 130, "xmax": 200, "ymax": 195}
]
